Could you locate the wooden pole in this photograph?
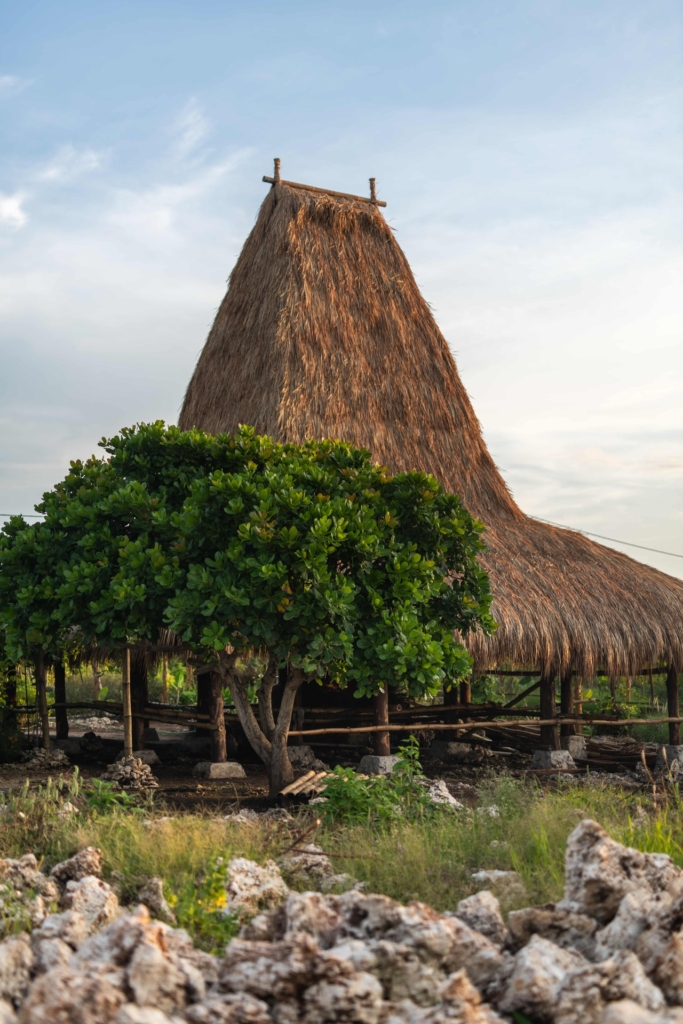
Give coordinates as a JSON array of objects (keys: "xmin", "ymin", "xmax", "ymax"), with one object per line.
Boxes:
[
  {"xmin": 373, "ymin": 686, "xmax": 390, "ymax": 756},
  {"xmin": 33, "ymin": 652, "xmax": 51, "ymax": 751},
  {"xmin": 666, "ymin": 665, "xmax": 680, "ymax": 746},
  {"xmin": 53, "ymin": 658, "xmax": 69, "ymax": 740},
  {"xmin": 209, "ymin": 670, "xmax": 227, "ymax": 762},
  {"xmin": 130, "ymin": 650, "xmax": 148, "ymax": 751},
  {"xmin": 539, "ymin": 671, "xmax": 559, "ymax": 750},
  {"xmin": 575, "ymin": 677, "xmax": 583, "ymax": 734},
  {"xmin": 459, "ymin": 677, "xmax": 471, "ymax": 710},
  {"xmin": 161, "ymin": 655, "xmax": 168, "ymax": 704},
  {"xmin": 122, "ymin": 648, "xmax": 133, "ymax": 757},
  {"xmin": 560, "ymin": 671, "xmax": 576, "ymax": 739}
]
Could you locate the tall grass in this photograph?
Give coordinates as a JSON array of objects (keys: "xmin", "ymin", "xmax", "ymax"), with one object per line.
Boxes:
[{"xmin": 1, "ymin": 773, "xmax": 682, "ymax": 947}]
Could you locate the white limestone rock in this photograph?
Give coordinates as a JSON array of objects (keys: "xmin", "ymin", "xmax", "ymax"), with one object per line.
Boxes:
[
  {"xmin": 497, "ymin": 934, "xmax": 585, "ymax": 1018},
  {"xmin": 51, "ymin": 847, "xmax": 104, "ymax": 885},
  {"xmin": 453, "ymin": 891, "xmax": 506, "ymax": 947},
  {"xmin": 224, "ymin": 857, "xmax": 289, "ymax": 921},
  {"xmin": 470, "ymin": 871, "xmax": 526, "ymax": 907},
  {"xmin": 137, "ymin": 878, "xmax": 176, "ymax": 926},
  {"xmin": 507, "ymin": 903, "xmax": 598, "ymax": 959},
  {"xmin": 559, "ymin": 819, "xmax": 683, "ymax": 924},
  {"xmin": 427, "ymin": 780, "xmax": 465, "ymax": 811},
  {"xmin": 62, "ymin": 875, "xmax": 120, "ymax": 931},
  {"xmin": 0, "ymin": 935, "xmax": 33, "ymax": 1008}
]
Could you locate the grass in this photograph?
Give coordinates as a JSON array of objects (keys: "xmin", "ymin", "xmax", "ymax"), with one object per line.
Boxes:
[{"xmin": 2, "ymin": 771, "xmax": 683, "ymax": 952}]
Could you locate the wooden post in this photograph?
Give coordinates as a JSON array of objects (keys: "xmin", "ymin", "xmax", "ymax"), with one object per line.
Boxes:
[
  {"xmin": 122, "ymin": 647, "xmax": 133, "ymax": 757},
  {"xmin": 53, "ymin": 658, "xmax": 69, "ymax": 740},
  {"xmin": 161, "ymin": 655, "xmax": 168, "ymax": 704},
  {"xmin": 3, "ymin": 664, "xmax": 16, "ymax": 707},
  {"xmin": 666, "ymin": 665, "xmax": 680, "ymax": 746},
  {"xmin": 34, "ymin": 652, "xmax": 51, "ymax": 751},
  {"xmin": 539, "ymin": 671, "xmax": 559, "ymax": 750},
  {"xmin": 209, "ymin": 670, "xmax": 227, "ymax": 762},
  {"xmin": 560, "ymin": 671, "xmax": 576, "ymax": 738},
  {"xmin": 131, "ymin": 651, "xmax": 149, "ymax": 751},
  {"xmin": 574, "ymin": 677, "xmax": 583, "ymax": 734},
  {"xmin": 374, "ymin": 686, "xmax": 390, "ymax": 756},
  {"xmin": 459, "ymin": 676, "xmax": 472, "ymax": 709}
]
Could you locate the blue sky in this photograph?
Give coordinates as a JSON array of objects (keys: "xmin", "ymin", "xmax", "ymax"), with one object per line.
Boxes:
[{"xmin": 1, "ymin": 0, "xmax": 682, "ymax": 577}]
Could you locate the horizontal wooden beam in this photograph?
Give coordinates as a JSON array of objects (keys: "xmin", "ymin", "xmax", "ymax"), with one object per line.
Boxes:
[
  {"xmin": 288, "ymin": 716, "xmax": 683, "ymax": 736},
  {"xmin": 263, "ymin": 176, "xmax": 387, "ymax": 207}
]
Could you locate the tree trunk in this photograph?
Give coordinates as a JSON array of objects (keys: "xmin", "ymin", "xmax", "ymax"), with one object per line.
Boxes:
[
  {"xmin": 209, "ymin": 670, "xmax": 227, "ymax": 762},
  {"xmin": 374, "ymin": 687, "xmax": 390, "ymax": 756},
  {"xmin": 54, "ymin": 659, "xmax": 69, "ymax": 740},
  {"xmin": 130, "ymin": 650, "xmax": 148, "ymax": 751},
  {"xmin": 92, "ymin": 658, "xmax": 102, "ymax": 697},
  {"xmin": 34, "ymin": 652, "xmax": 51, "ymax": 751},
  {"xmin": 539, "ymin": 671, "xmax": 559, "ymax": 750},
  {"xmin": 560, "ymin": 671, "xmax": 575, "ymax": 738},
  {"xmin": 219, "ymin": 653, "xmax": 303, "ymax": 798},
  {"xmin": 666, "ymin": 665, "xmax": 680, "ymax": 746}
]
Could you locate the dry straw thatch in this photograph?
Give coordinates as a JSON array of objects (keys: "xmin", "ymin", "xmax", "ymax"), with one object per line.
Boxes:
[{"xmin": 180, "ymin": 180, "xmax": 682, "ymax": 678}]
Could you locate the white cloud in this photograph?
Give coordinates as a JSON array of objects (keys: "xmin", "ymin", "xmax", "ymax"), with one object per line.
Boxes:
[
  {"xmin": 0, "ymin": 192, "xmax": 27, "ymax": 229},
  {"xmin": 36, "ymin": 145, "xmax": 103, "ymax": 183},
  {"xmin": 0, "ymin": 75, "xmax": 30, "ymax": 97},
  {"xmin": 172, "ymin": 99, "xmax": 211, "ymax": 161}
]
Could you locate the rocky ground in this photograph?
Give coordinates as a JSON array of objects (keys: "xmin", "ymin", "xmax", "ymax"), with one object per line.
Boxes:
[{"xmin": 0, "ymin": 819, "xmax": 681, "ymax": 1022}]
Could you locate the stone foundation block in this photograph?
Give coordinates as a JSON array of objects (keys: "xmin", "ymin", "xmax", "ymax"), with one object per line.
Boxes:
[
  {"xmin": 656, "ymin": 745, "xmax": 683, "ymax": 768},
  {"xmin": 529, "ymin": 749, "xmax": 576, "ymax": 770},
  {"xmin": 193, "ymin": 761, "xmax": 246, "ymax": 779},
  {"xmin": 561, "ymin": 735, "xmax": 587, "ymax": 759},
  {"xmin": 358, "ymin": 755, "xmax": 399, "ymax": 775}
]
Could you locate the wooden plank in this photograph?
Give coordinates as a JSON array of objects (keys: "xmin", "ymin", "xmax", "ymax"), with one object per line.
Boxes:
[{"xmin": 263, "ymin": 176, "xmax": 387, "ymax": 207}]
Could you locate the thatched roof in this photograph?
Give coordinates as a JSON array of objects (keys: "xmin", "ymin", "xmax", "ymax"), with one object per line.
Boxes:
[{"xmin": 180, "ymin": 180, "xmax": 683, "ymax": 677}]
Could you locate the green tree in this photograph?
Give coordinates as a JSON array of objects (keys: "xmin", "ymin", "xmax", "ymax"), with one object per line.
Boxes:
[{"xmin": 0, "ymin": 424, "xmax": 494, "ymax": 794}]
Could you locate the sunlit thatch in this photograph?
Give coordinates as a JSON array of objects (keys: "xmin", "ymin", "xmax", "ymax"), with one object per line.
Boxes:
[{"xmin": 180, "ymin": 181, "xmax": 683, "ymax": 677}]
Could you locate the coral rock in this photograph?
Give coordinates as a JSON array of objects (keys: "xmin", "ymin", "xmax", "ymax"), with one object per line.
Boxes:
[{"xmin": 453, "ymin": 891, "xmax": 506, "ymax": 947}]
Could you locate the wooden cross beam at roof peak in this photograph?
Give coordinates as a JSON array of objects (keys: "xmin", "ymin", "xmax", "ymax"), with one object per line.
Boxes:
[{"xmin": 262, "ymin": 158, "xmax": 387, "ymax": 207}]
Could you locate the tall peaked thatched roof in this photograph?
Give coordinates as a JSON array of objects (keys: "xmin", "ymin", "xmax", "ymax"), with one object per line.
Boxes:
[{"xmin": 180, "ymin": 179, "xmax": 683, "ymax": 677}]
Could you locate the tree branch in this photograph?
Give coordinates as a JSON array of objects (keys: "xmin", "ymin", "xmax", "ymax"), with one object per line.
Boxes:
[
  {"xmin": 217, "ymin": 649, "xmax": 272, "ymax": 764},
  {"xmin": 273, "ymin": 667, "xmax": 305, "ymax": 746},
  {"xmin": 258, "ymin": 653, "xmax": 279, "ymax": 741}
]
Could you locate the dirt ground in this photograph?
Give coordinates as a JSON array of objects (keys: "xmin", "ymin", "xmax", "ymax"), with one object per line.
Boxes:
[{"xmin": 0, "ymin": 719, "xmax": 540, "ymax": 813}]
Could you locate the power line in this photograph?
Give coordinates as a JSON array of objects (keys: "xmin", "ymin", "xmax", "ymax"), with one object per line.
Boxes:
[
  {"xmin": 529, "ymin": 516, "xmax": 683, "ymax": 559},
  {"xmin": 3, "ymin": 511, "xmax": 681, "ymax": 560},
  {"xmin": 0, "ymin": 514, "xmax": 43, "ymax": 518}
]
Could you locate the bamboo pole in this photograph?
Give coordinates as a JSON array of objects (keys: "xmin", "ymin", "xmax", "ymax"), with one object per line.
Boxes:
[
  {"xmin": 287, "ymin": 717, "xmax": 683, "ymax": 737},
  {"xmin": 122, "ymin": 647, "xmax": 133, "ymax": 757}
]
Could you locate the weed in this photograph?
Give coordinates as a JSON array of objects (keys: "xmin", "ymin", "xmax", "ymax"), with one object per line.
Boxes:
[{"xmin": 167, "ymin": 856, "xmax": 240, "ymax": 953}]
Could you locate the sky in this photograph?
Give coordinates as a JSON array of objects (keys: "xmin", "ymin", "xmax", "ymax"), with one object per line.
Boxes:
[{"xmin": 0, "ymin": 0, "xmax": 682, "ymax": 579}]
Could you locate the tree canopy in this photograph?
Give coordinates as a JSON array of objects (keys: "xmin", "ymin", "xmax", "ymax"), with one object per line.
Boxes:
[{"xmin": 0, "ymin": 422, "xmax": 495, "ymax": 791}]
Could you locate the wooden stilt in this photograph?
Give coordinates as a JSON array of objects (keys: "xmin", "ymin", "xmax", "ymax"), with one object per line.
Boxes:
[
  {"xmin": 560, "ymin": 671, "xmax": 576, "ymax": 738},
  {"xmin": 54, "ymin": 658, "xmax": 69, "ymax": 740},
  {"xmin": 374, "ymin": 687, "xmax": 390, "ymax": 756},
  {"xmin": 539, "ymin": 671, "xmax": 559, "ymax": 750},
  {"xmin": 122, "ymin": 648, "xmax": 133, "ymax": 757},
  {"xmin": 131, "ymin": 650, "xmax": 148, "ymax": 751},
  {"xmin": 209, "ymin": 670, "xmax": 227, "ymax": 762},
  {"xmin": 666, "ymin": 666, "xmax": 680, "ymax": 745},
  {"xmin": 34, "ymin": 652, "xmax": 51, "ymax": 751}
]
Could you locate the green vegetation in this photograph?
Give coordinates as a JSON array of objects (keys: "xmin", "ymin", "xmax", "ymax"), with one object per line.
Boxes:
[
  {"xmin": 0, "ymin": 422, "xmax": 494, "ymax": 794},
  {"xmin": 1, "ymin": 767, "xmax": 681, "ymax": 952}
]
